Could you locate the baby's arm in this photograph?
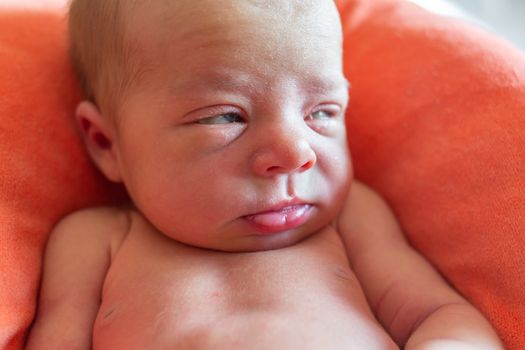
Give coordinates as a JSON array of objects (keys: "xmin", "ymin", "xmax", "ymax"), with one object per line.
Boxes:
[
  {"xmin": 25, "ymin": 207, "xmax": 129, "ymax": 350},
  {"xmin": 338, "ymin": 181, "xmax": 503, "ymax": 349}
]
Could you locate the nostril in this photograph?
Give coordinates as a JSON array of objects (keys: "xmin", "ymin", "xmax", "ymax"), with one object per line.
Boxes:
[
  {"xmin": 266, "ymin": 160, "xmax": 313, "ymax": 173},
  {"xmin": 266, "ymin": 160, "xmax": 314, "ymax": 174},
  {"xmin": 301, "ymin": 160, "xmax": 314, "ymax": 170}
]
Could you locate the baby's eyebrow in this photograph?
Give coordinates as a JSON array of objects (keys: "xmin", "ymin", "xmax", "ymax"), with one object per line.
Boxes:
[
  {"xmin": 169, "ymin": 71, "xmax": 257, "ymax": 95},
  {"xmin": 302, "ymin": 77, "xmax": 350, "ymax": 95},
  {"xmin": 169, "ymin": 71, "xmax": 350, "ymax": 97}
]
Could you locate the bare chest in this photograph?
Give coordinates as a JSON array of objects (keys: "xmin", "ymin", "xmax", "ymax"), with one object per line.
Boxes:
[{"xmin": 92, "ymin": 219, "xmax": 394, "ymax": 349}]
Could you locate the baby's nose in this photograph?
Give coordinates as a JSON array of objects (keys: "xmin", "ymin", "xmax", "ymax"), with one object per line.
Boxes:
[{"xmin": 251, "ymin": 134, "xmax": 317, "ymax": 177}]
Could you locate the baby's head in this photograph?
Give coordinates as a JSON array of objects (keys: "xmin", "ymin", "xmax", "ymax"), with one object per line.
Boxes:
[{"xmin": 70, "ymin": 0, "xmax": 352, "ymax": 252}]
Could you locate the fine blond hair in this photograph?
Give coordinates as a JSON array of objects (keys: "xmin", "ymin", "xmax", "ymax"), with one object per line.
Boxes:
[{"xmin": 68, "ymin": 0, "xmax": 141, "ymax": 119}]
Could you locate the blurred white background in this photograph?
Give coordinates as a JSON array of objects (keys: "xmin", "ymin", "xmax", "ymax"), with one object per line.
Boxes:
[{"xmin": 410, "ymin": 0, "xmax": 525, "ymax": 52}]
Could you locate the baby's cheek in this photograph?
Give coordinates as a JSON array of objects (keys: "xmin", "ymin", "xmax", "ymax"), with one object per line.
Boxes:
[
  {"xmin": 320, "ymin": 140, "xmax": 351, "ymax": 180},
  {"xmin": 318, "ymin": 144, "xmax": 352, "ymax": 206}
]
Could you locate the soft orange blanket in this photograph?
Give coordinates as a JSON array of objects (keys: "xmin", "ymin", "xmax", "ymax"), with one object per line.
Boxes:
[
  {"xmin": 0, "ymin": 11, "xmax": 125, "ymax": 349},
  {"xmin": 337, "ymin": 0, "xmax": 525, "ymax": 348},
  {"xmin": 1, "ymin": 0, "xmax": 524, "ymax": 349}
]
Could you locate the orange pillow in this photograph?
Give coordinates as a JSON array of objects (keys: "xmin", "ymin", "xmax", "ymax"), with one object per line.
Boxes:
[
  {"xmin": 0, "ymin": 11, "xmax": 124, "ymax": 350},
  {"xmin": 337, "ymin": 0, "xmax": 525, "ymax": 348},
  {"xmin": 1, "ymin": 1, "xmax": 524, "ymax": 349}
]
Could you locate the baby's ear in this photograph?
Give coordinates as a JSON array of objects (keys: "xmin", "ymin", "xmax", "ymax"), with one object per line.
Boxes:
[{"xmin": 75, "ymin": 101, "xmax": 122, "ymax": 183}]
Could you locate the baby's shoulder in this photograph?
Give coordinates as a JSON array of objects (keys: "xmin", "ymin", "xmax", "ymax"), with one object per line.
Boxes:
[
  {"xmin": 56, "ymin": 205, "xmax": 131, "ymax": 233},
  {"xmin": 337, "ymin": 180, "xmax": 399, "ymax": 239},
  {"xmin": 338, "ymin": 181, "xmax": 389, "ymax": 220},
  {"xmin": 48, "ymin": 206, "xmax": 132, "ymax": 257}
]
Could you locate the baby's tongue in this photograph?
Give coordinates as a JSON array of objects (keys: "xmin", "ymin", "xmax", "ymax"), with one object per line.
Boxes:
[
  {"xmin": 249, "ymin": 211, "xmax": 287, "ymax": 227},
  {"xmin": 247, "ymin": 205, "xmax": 309, "ymax": 228}
]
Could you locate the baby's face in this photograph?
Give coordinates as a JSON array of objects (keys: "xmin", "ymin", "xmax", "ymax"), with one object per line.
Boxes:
[{"xmin": 111, "ymin": 0, "xmax": 351, "ymax": 252}]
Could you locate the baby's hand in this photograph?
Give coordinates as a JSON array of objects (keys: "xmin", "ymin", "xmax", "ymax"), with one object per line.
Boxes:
[{"xmin": 403, "ymin": 302, "xmax": 503, "ymax": 350}]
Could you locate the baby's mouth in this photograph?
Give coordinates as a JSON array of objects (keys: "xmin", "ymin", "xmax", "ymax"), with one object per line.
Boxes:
[{"xmin": 243, "ymin": 204, "xmax": 313, "ymax": 234}]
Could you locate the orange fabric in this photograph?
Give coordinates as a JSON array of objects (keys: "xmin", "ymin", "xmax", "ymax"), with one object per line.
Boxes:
[
  {"xmin": 1, "ymin": 1, "xmax": 525, "ymax": 349},
  {"xmin": 336, "ymin": 0, "xmax": 525, "ymax": 348},
  {"xmin": 0, "ymin": 12, "xmax": 124, "ymax": 349}
]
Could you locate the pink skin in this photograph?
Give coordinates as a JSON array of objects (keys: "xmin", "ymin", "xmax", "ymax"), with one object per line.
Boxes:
[{"xmin": 77, "ymin": 0, "xmax": 352, "ymax": 252}]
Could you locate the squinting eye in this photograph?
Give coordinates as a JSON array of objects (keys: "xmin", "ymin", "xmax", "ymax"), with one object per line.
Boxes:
[
  {"xmin": 198, "ymin": 113, "xmax": 244, "ymax": 125},
  {"xmin": 305, "ymin": 110, "xmax": 332, "ymax": 121}
]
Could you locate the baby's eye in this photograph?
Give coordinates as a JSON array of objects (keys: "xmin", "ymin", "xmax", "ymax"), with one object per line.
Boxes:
[
  {"xmin": 305, "ymin": 110, "xmax": 333, "ymax": 121},
  {"xmin": 304, "ymin": 109, "xmax": 337, "ymax": 121},
  {"xmin": 197, "ymin": 113, "xmax": 245, "ymax": 125},
  {"xmin": 304, "ymin": 105, "xmax": 342, "ymax": 136}
]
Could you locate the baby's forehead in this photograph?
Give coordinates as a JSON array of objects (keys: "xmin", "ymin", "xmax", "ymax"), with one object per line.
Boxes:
[
  {"xmin": 124, "ymin": 0, "xmax": 339, "ymax": 33},
  {"xmin": 115, "ymin": 0, "xmax": 343, "ymax": 102},
  {"xmin": 123, "ymin": 0, "xmax": 342, "ymax": 56}
]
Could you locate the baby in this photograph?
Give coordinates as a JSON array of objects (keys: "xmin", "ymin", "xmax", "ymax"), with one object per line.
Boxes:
[{"xmin": 27, "ymin": 0, "xmax": 502, "ymax": 349}]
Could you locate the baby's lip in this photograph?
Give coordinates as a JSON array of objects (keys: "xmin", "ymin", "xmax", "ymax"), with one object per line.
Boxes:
[
  {"xmin": 246, "ymin": 198, "xmax": 309, "ymax": 215},
  {"xmin": 243, "ymin": 199, "xmax": 313, "ymax": 234}
]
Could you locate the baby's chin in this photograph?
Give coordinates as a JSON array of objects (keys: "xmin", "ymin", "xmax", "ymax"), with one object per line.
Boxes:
[
  {"xmin": 224, "ymin": 231, "xmax": 315, "ymax": 253},
  {"xmin": 189, "ymin": 232, "xmax": 314, "ymax": 253},
  {"xmin": 178, "ymin": 214, "xmax": 335, "ymax": 253}
]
